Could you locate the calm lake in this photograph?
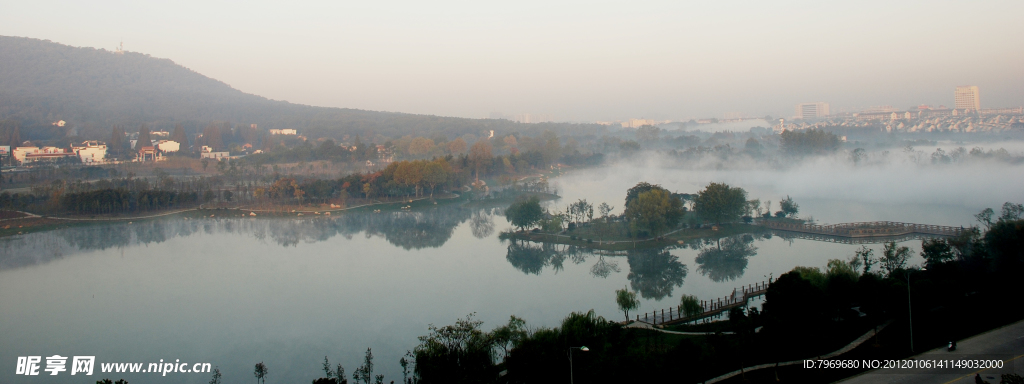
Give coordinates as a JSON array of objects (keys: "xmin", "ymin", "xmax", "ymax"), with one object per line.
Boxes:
[{"xmin": 3, "ymin": 160, "xmax": 1022, "ymax": 384}]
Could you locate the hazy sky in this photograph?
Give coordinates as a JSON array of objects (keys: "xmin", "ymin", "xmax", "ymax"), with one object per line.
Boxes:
[{"xmin": 3, "ymin": 0, "xmax": 1022, "ymax": 121}]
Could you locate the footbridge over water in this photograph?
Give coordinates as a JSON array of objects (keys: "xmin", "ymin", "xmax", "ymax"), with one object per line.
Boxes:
[
  {"xmin": 636, "ymin": 279, "xmax": 773, "ymax": 326},
  {"xmin": 758, "ymin": 220, "xmax": 964, "ymax": 240}
]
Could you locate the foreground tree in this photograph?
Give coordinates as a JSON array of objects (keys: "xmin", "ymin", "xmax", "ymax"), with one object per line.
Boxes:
[
  {"xmin": 615, "ymin": 286, "xmax": 640, "ymax": 321},
  {"xmin": 490, "ymin": 315, "xmax": 528, "ymax": 361},
  {"xmin": 694, "ymin": 182, "xmax": 747, "ymax": 224},
  {"xmin": 856, "ymin": 245, "xmax": 876, "ymax": 274},
  {"xmin": 880, "ymin": 241, "xmax": 912, "ymax": 276},
  {"xmin": 322, "ymin": 356, "xmax": 334, "ymax": 380},
  {"xmin": 414, "ymin": 314, "xmax": 495, "ymax": 383},
  {"xmin": 208, "ymin": 366, "xmax": 222, "ymax": 384},
  {"xmin": 920, "ymin": 238, "xmax": 955, "ymax": 268},
  {"xmin": 679, "ymin": 294, "xmax": 702, "ymax": 318},
  {"xmin": 353, "ymin": 348, "xmax": 374, "ymax": 384},
  {"xmin": 253, "ymin": 362, "xmax": 267, "ymax": 384}
]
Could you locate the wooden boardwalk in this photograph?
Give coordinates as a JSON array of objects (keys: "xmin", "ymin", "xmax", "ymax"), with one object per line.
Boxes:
[
  {"xmin": 758, "ymin": 220, "xmax": 963, "ymax": 238},
  {"xmin": 770, "ymin": 231, "xmax": 952, "ymax": 245},
  {"xmin": 636, "ymin": 279, "xmax": 772, "ymax": 326}
]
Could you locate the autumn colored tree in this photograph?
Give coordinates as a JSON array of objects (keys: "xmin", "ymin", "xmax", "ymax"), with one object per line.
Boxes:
[
  {"xmin": 394, "ymin": 160, "xmax": 426, "ymax": 197},
  {"xmin": 624, "ymin": 187, "xmax": 684, "ymax": 237},
  {"xmin": 408, "ymin": 137, "xmax": 436, "ymax": 157},
  {"xmin": 448, "ymin": 138, "xmax": 468, "ymax": 154},
  {"xmin": 469, "ymin": 140, "xmax": 493, "ymax": 181},
  {"xmin": 423, "ymin": 159, "xmax": 453, "ymax": 197}
]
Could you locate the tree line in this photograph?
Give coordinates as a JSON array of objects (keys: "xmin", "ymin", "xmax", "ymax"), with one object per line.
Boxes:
[{"xmin": 505, "ymin": 180, "xmax": 794, "ymax": 239}]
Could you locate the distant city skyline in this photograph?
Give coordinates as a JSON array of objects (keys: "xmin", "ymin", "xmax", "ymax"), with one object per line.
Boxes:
[{"xmin": 2, "ymin": 0, "xmax": 1022, "ymax": 122}]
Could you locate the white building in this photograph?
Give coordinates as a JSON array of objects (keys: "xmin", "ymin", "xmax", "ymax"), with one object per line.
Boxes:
[
  {"xmin": 156, "ymin": 140, "xmax": 180, "ymax": 153},
  {"xmin": 795, "ymin": 102, "xmax": 830, "ymax": 119},
  {"xmin": 201, "ymin": 151, "xmax": 230, "ymax": 159},
  {"xmin": 71, "ymin": 141, "xmax": 107, "ymax": 164},
  {"xmin": 955, "ymin": 86, "xmax": 980, "ymax": 111},
  {"xmin": 621, "ymin": 118, "xmax": 655, "ymax": 128},
  {"xmin": 199, "ymin": 145, "xmax": 229, "ymax": 159},
  {"xmin": 13, "ymin": 146, "xmax": 75, "ymax": 164},
  {"xmin": 268, "ymin": 129, "xmax": 297, "ymax": 135}
]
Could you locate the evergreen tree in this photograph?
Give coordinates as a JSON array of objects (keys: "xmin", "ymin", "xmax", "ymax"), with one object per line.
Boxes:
[
  {"xmin": 0, "ymin": 119, "xmax": 21, "ymax": 147},
  {"xmin": 136, "ymin": 125, "xmax": 152, "ymax": 149},
  {"xmin": 170, "ymin": 124, "xmax": 188, "ymax": 149}
]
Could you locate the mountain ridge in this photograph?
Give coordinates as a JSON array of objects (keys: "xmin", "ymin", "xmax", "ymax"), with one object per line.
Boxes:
[{"xmin": 0, "ymin": 36, "xmax": 597, "ymax": 143}]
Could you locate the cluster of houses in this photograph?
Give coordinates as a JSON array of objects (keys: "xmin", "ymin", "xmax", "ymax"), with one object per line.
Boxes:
[
  {"xmin": 0, "ymin": 124, "xmax": 400, "ymax": 167},
  {"xmin": 7, "ymin": 139, "xmax": 185, "ymax": 166},
  {"xmin": 8, "ymin": 141, "xmax": 109, "ymax": 165}
]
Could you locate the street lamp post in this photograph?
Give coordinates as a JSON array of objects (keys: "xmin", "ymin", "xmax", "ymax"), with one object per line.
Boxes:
[{"xmin": 568, "ymin": 346, "xmax": 589, "ymax": 384}]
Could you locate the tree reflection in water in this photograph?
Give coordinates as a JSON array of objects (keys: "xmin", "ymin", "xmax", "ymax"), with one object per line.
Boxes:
[
  {"xmin": 470, "ymin": 209, "xmax": 496, "ymax": 239},
  {"xmin": 503, "ymin": 239, "xmax": 687, "ymax": 300},
  {"xmin": 590, "ymin": 256, "xmax": 621, "ymax": 278},
  {"xmin": 0, "ymin": 207, "xmax": 481, "ymax": 270},
  {"xmin": 694, "ymin": 234, "xmax": 758, "ymax": 282},
  {"xmin": 504, "ymin": 240, "xmax": 591, "ymax": 275},
  {"xmin": 626, "ymin": 249, "xmax": 688, "ymax": 300}
]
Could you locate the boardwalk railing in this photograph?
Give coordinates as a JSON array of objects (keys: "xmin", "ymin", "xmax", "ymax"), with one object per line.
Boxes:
[
  {"xmin": 758, "ymin": 220, "xmax": 963, "ymax": 238},
  {"xmin": 637, "ymin": 279, "xmax": 773, "ymax": 326}
]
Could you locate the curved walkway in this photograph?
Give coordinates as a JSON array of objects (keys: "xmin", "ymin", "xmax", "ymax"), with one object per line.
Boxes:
[
  {"xmin": 624, "ymin": 321, "xmax": 736, "ymax": 335},
  {"xmin": 702, "ymin": 321, "xmax": 893, "ymax": 384},
  {"xmin": 837, "ymin": 319, "xmax": 1024, "ymax": 384},
  {"xmin": 43, "ymin": 207, "xmax": 205, "ymax": 221},
  {"xmin": 241, "ymin": 193, "xmax": 461, "ymax": 214},
  {"xmin": 0, "ymin": 211, "xmax": 40, "ymax": 221},
  {"xmin": 6, "ymin": 192, "xmax": 465, "ymax": 223}
]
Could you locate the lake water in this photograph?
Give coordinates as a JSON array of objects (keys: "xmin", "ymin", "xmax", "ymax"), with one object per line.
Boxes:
[{"xmin": 2, "ymin": 160, "xmax": 1022, "ymax": 384}]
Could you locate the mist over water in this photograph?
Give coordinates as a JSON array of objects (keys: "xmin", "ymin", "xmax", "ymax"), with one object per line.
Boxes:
[
  {"xmin": 2, "ymin": 145, "xmax": 1022, "ymax": 384},
  {"xmin": 552, "ymin": 149, "xmax": 1024, "ymax": 225}
]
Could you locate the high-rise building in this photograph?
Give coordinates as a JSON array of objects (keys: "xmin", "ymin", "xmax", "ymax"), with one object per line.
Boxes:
[
  {"xmin": 795, "ymin": 102, "xmax": 830, "ymax": 119},
  {"xmin": 954, "ymin": 86, "xmax": 980, "ymax": 111}
]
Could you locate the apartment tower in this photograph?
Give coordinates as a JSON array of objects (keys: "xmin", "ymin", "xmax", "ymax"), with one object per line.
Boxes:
[
  {"xmin": 795, "ymin": 102, "xmax": 830, "ymax": 119},
  {"xmin": 954, "ymin": 86, "xmax": 980, "ymax": 111}
]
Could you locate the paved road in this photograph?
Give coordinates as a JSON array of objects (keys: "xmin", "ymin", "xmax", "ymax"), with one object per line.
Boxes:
[{"xmin": 838, "ymin": 319, "xmax": 1024, "ymax": 384}]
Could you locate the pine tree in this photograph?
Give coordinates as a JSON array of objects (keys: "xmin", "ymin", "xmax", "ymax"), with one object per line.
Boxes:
[
  {"xmin": 170, "ymin": 124, "xmax": 188, "ymax": 149},
  {"xmin": 137, "ymin": 125, "xmax": 152, "ymax": 149}
]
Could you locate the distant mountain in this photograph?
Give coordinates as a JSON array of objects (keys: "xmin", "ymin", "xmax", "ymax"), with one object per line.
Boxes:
[{"xmin": 0, "ymin": 36, "xmax": 598, "ymax": 143}]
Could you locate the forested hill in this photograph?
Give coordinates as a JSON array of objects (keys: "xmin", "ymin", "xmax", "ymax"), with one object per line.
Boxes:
[{"xmin": 0, "ymin": 36, "xmax": 601, "ymax": 143}]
